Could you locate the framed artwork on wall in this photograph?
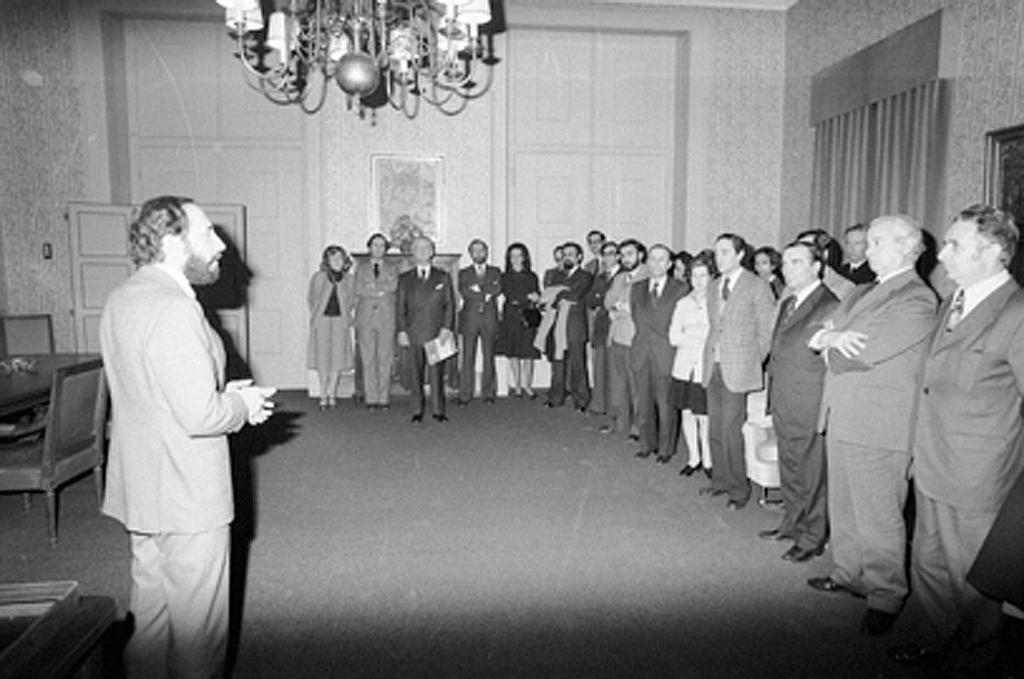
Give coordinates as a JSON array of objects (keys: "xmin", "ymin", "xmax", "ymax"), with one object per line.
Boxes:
[
  {"xmin": 370, "ymin": 154, "xmax": 444, "ymax": 253},
  {"xmin": 984, "ymin": 124, "xmax": 1024, "ymax": 284}
]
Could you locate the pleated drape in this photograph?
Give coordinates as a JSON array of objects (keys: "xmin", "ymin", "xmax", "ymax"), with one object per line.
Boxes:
[{"xmin": 810, "ymin": 79, "xmax": 948, "ymax": 236}]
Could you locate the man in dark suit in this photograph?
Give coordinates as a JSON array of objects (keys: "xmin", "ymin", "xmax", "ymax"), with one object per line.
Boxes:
[
  {"xmin": 839, "ymin": 223, "xmax": 876, "ymax": 284},
  {"xmin": 397, "ymin": 236, "xmax": 456, "ymax": 423},
  {"xmin": 761, "ymin": 240, "xmax": 838, "ymax": 562},
  {"xmin": 700, "ymin": 234, "xmax": 776, "ymax": 510},
  {"xmin": 586, "ymin": 241, "xmax": 619, "ymax": 416},
  {"xmin": 806, "ymin": 215, "xmax": 937, "ymax": 637},
  {"xmin": 889, "ymin": 205, "xmax": 1024, "ymax": 674},
  {"xmin": 545, "ymin": 241, "xmax": 593, "ymax": 411},
  {"xmin": 457, "ymin": 238, "xmax": 502, "ymax": 405},
  {"xmin": 630, "ymin": 244, "xmax": 687, "ymax": 463}
]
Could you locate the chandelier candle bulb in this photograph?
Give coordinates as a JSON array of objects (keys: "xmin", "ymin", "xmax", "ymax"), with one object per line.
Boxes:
[{"xmin": 216, "ymin": 0, "xmax": 258, "ymax": 10}]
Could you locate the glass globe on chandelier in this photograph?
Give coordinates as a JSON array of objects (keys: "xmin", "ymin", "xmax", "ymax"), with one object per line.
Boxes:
[{"xmin": 218, "ymin": 0, "xmax": 500, "ymax": 121}]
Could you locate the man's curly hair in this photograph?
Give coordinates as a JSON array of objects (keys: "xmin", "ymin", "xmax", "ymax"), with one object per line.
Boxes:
[{"xmin": 129, "ymin": 195, "xmax": 193, "ymax": 266}]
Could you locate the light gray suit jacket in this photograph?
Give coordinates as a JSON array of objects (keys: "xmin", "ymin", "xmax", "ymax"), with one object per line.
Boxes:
[
  {"xmin": 702, "ymin": 269, "xmax": 775, "ymax": 393},
  {"xmin": 100, "ymin": 265, "xmax": 249, "ymax": 533},
  {"xmin": 914, "ymin": 278, "xmax": 1024, "ymax": 512},
  {"xmin": 817, "ymin": 269, "xmax": 937, "ymax": 451}
]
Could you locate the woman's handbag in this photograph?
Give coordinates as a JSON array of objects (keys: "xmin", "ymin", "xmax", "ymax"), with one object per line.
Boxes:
[{"xmin": 521, "ymin": 306, "xmax": 542, "ymax": 329}]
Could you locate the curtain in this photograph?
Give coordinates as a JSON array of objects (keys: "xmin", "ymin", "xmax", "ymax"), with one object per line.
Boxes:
[{"xmin": 810, "ymin": 79, "xmax": 948, "ymax": 236}]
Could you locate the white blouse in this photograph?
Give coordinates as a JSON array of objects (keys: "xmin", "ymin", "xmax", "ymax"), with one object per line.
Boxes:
[{"xmin": 668, "ymin": 291, "xmax": 710, "ymax": 382}]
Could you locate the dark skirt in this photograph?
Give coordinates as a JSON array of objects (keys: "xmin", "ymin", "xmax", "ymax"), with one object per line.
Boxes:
[
  {"xmin": 498, "ymin": 306, "xmax": 541, "ymax": 359},
  {"xmin": 670, "ymin": 378, "xmax": 707, "ymax": 415}
]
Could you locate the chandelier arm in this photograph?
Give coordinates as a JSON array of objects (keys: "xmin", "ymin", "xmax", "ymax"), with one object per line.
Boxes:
[{"xmin": 298, "ymin": 69, "xmax": 330, "ymax": 114}]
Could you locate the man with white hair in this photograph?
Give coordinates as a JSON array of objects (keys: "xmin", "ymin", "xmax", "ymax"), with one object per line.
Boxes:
[{"xmin": 806, "ymin": 215, "xmax": 937, "ymax": 637}]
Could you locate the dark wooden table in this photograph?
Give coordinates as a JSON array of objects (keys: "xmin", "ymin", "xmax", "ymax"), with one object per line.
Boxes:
[{"xmin": 0, "ymin": 354, "xmax": 102, "ymax": 418}]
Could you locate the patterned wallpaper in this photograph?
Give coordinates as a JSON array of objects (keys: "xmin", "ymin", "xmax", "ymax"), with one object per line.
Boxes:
[
  {"xmin": 0, "ymin": 0, "xmax": 85, "ymax": 347},
  {"xmin": 783, "ymin": 0, "xmax": 1024, "ymax": 236}
]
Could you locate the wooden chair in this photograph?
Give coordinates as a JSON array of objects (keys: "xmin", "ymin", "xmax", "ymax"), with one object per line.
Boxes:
[
  {"xmin": 0, "ymin": 362, "xmax": 108, "ymax": 546},
  {"xmin": 0, "ymin": 314, "xmax": 55, "ymax": 356}
]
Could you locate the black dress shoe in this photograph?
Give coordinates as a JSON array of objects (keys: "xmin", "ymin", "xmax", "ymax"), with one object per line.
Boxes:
[
  {"xmin": 781, "ymin": 544, "xmax": 824, "ymax": 562},
  {"xmin": 411, "ymin": 414, "xmax": 423, "ymax": 423},
  {"xmin": 575, "ymin": 406, "xmax": 587, "ymax": 414},
  {"xmin": 806, "ymin": 577, "xmax": 866, "ymax": 599},
  {"xmin": 887, "ymin": 644, "xmax": 944, "ymax": 668},
  {"xmin": 484, "ymin": 397, "xmax": 495, "ymax": 404},
  {"xmin": 679, "ymin": 464, "xmax": 701, "ymax": 477},
  {"xmin": 726, "ymin": 499, "xmax": 747, "ymax": 511},
  {"xmin": 758, "ymin": 528, "xmax": 793, "ymax": 542},
  {"xmin": 699, "ymin": 486, "xmax": 726, "ymax": 497},
  {"xmin": 628, "ymin": 432, "xmax": 640, "ymax": 441},
  {"xmin": 860, "ymin": 608, "xmax": 897, "ymax": 637},
  {"xmin": 433, "ymin": 414, "xmax": 449, "ymax": 423},
  {"xmin": 634, "ymin": 450, "xmax": 653, "ymax": 459},
  {"xmin": 703, "ymin": 467, "xmax": 712, "ymax": 479},
  {"xmin": 655, "ymin": 454, "xmax": 673, "ymax": 464}
]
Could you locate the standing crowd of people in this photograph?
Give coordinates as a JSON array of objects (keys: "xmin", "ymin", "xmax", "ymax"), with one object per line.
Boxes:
[{"xmin": 305, "ymin": 214, "xmax": 1024, "ymax": 676}]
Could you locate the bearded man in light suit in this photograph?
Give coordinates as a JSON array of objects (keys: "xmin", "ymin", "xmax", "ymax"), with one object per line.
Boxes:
[
  {"xmin": 101, "ymin": 196, "xmax": 275, "ymax": 679},
  {"xmin": 806, "ymin": 214, "xmax": 937, "ymax": 638},
  {"xmin": 890, "ymin": 205, "xmax": 1024, "ymax": 675}
]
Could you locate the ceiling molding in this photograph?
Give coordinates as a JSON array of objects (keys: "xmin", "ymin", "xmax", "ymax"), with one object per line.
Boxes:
[{"xmin": 591, "ymin": 0, "xmax": 798, "ymax": 11}]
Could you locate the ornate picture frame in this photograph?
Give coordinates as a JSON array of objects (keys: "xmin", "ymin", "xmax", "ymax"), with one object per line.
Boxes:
[
  {"xmin": 984, "ymin": 124, "xmax": 1024, "ymax": 283},
  {"xmin": 370, "ymin": 154, "xmax": 444, "ymax": 253}
]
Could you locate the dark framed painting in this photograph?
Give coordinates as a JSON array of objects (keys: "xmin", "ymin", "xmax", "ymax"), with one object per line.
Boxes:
[{"xmin": 984, "ymin": 124, "xmax": 1024, "ymax": 284}]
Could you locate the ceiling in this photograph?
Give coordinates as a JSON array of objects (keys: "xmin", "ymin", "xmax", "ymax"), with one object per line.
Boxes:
[{"xmin": 593, "ymin": 0, "xmax": 799, "ymax": 10}]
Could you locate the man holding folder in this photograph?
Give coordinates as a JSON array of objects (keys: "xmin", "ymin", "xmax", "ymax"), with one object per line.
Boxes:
[{"xmin": 397, "ymin": 236, "xmax": 456, "ymax": 423}]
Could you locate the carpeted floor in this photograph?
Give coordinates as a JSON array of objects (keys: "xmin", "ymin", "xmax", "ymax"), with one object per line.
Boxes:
[{"xmin": 1, "ymin": 391, "xmax": 931, "ymax": 678}]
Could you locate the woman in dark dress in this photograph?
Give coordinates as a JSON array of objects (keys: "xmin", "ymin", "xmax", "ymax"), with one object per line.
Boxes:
[{"xmin": 499, "ymin": 242, "xmax": 541, "ymax": 398}]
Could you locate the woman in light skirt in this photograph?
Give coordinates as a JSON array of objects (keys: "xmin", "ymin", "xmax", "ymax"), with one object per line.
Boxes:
[{"xmin": 307, "ymin": 245, "xmax": 355, "ymax": 409}]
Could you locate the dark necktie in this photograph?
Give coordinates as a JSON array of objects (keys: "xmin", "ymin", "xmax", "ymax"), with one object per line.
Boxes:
[
  {"xmin": 945, "ymin": 289, "xmax": 965, "ymax": 331},
  {"xmin": 779, "ymin": 295, "xmax": 796, "ymax": 324},
  {"xmin": 420, "ymin": 268, "xmax": 427, "ymax": 281},
  {"xmin": 722, "ymin": 277, "xmax": 731, "ymax": 302},
  {"xmin": 652, "ymin": 281, "xmax": 661, "ymax": 300},
  {"xmin": 373, "ymin": 262, "xmax": 380, "ymax": 279}
]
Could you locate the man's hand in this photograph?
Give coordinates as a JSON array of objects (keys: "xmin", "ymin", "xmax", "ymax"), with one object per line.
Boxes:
[
  {"xmin": 439, "ymin": 327, "xmax": 454, "ymax": 344},
  {"xmin": 397, "ymin": 331, "xmax": 410, "ymax": 347},
  {"xmin": 228, "ymin": 380, "xmax": 277, "ymax": 425},
  {"xmin": 822, "ymin": 329, "xmax": 869, "ymax": 358},
  {"xmin": 470, "ymin": 283, "xmax": 481, "ymax": 293}
]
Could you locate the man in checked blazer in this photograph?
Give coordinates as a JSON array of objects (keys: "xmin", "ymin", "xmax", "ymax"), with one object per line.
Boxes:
[
  {"xmin": 761, "ymin": 240, "xmax": 838, "ymax": 562},
  {"xmin": 101, "ymin": 196, "xmax": 275, "ymax": 678},
  {"xmin": 397, "ymin": 236, "xmax": 456, "ymax": 423},
  {"xmin": 890, "ymin": 205, "xmax": 1024, "ymax": 674},
  {"xmin": 806, "ymin": 214, "xmax": 937, "ymax": 638},
  {"xmin": 630, "ymin": 244, "xmax": 688, "ymax": 462},
  {"xmin": 700, "ymin": 233, "xmax": 776, "ymax": 509}
]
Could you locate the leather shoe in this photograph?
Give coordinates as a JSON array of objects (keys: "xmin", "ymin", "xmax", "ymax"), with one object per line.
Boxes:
[
  {"xmin": 634, "ymin": 450, "xmax": 653, "ymax": 459},
  {"xmin": 726, "ymin": 499, "xmax": 747, "ymax": 511},
  {"xmin": 484, "ymin": 397, "xmax": 495, "ymax": 404},
  {"xmin": 703, "ymin": 467, "xmax": 712, "ymax": 479},
  {"xmin": 806, "ymin": 577, "xmax": 866, "ymax": 599},
  {"xmin": 433, "ymin": 414, "xmax": 449, "ymax": 423},
  {"xmin": 628, "ymin": 432, "xmax": 640, "ymax": 441},
  {"xmin": 781, "ymin": 544, "xmax": 824, "ymax": 562},
  {"xmin": 887, "ymin": 644, "xmax": 944, "ymax": 668},
  {"xmin": 679, "ymin": 464, "xmax": 701, "ymax": 477},
  {"xmin": 410, "ymin": 414, "xmax": 423, "ymax": 423},
  {"xmin": 699, "ymin": 486, "xmax": 726, "ymax": 497},
  {"xmin": 758, "ymin": 528, "xmax": 793, "ymax": 542},
  {"xmin": 860, "ymin": 608, "xmax": 897, "ymax": 637},
  {"xmin": 655, "ymin": 454, "xmax": 673, "ymax": 464}
]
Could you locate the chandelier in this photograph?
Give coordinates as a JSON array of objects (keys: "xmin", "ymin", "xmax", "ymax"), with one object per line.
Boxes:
[{"xmin": 218, "ymin": 0, "xmax": 498, "ymax": 120}]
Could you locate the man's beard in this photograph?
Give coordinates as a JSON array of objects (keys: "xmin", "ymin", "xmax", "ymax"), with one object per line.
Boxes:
[{"xmin": 184, "ymin": 251, "xmax": 220, "ymax": 286}]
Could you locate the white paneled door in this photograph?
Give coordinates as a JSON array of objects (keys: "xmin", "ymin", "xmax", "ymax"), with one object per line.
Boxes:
[{"xmin": 509, "ymin": 28, "xmax": 679, "ymax": 259}]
